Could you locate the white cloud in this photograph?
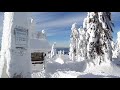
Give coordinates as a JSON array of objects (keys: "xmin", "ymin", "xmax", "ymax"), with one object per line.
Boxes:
[
  {"xmin": 36, "ymin": 12, "xmax": 86, "ymax": 30},
  {"xmin": 47, "ymin": 33, "xmax": 57, "ymax": 37}
]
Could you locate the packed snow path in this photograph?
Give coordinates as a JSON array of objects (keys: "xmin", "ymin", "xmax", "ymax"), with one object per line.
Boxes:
[{"xmin": 32, "ymin": 55, "xmax": 120, "ymax": 78}]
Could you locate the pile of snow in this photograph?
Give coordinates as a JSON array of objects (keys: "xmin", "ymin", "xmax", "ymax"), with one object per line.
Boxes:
[
  {"xmin": 77, "ymin": 72, "xmax": 119, "ymax": 78},
  {"xmin": 76, "ymin": 56, "xmax": 85, "ymax": 62},
  {"xmin": 51, "ymin": 71, "xmax": 80, "ymax": 78},
  {"xmin": 84, "ymin": 61, "xmax": 120, "ymax": 77},
  {"xmin": 32, "ymin": 54, "xmax": 120, "ymax": 78},
  {"xmin": 32, "ymin": 70, "xmax": 45, "ymax": 78},
  {"xmin": 55, "ymin": 57, "xmax": 64, "ymax": 64}
]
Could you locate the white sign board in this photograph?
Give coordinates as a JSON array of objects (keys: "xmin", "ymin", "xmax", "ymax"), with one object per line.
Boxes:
[{"xmin": 14, "ymin": 26, "xmax": 28, "ymax": 49}]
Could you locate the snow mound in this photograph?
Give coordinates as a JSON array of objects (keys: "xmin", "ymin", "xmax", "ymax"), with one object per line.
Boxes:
[
  {"xmin": 55, "ymin": 58, "xmax": 64, "ymax": 64},
  {"xmin": 32, "ymin": 70, "xmax": 45, "ymax": 78},
  {"xmin": 51, "ymin": 71, "xmax": 80, "ymax": 78},
  {"xmin": 77, "ymin": 73, "xmax": 119, "ymax": 78},
  {"xmin": 76, "ymin": 56, "xmax": 85, "ymax": 62},
  {"xmin": 84, "ymin": 61, "xmax": 120, "ymax": 77}
]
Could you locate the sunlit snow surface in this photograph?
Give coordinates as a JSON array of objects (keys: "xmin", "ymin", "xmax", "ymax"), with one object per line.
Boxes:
[
  {"xmin": 32, "ymin": 55, "xmax": 120, "ymax": 78},
  {"xmin": 55, "ymin": 58, "xmax": 64, "ymax": 64}
]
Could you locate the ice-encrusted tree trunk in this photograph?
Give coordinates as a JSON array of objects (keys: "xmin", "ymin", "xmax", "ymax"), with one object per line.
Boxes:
[
  {"xmin": 84, "ymin": 12, "xmax": 113, "ymax": 65},
  {"xmin": 69, "ymin": 23, "xmax": 79, "ymax": 61},
  {"xmin": 0, "ymin": 12, "xmax": 32, "ymax": 78}
]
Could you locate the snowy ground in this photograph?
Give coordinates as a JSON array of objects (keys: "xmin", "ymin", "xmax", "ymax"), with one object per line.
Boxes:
[{"xmin": 32, "ymin": 55, "xmax": 120, "ymax": 78}]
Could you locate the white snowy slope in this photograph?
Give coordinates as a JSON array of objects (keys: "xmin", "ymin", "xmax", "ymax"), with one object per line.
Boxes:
[
  {"xmin": 32, "ymin": 54, "xmax": 120, "ymax": 78},
  {"xmin": 31, "ymin": 12, "xmax": 120, "ymax": 78},
  {"xmin": 32, "ymin": 69, "xmax": 45, "ymax": 78},
  {"xmin": 84, "ymin": 61, "xmax": 120, "ymax": 77},
  {"xmin": 51, "ymin": 71, "xmax": 80, "ymax": 78}
]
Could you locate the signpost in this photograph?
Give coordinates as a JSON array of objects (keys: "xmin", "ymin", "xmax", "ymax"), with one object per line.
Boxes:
[
  {"xmin": 0, "ymin": 12, "xmax": 32, "ymax": 78},
  {"xmin": 14, "ymin": 26, "xmax": 28, "ymax": 49}
]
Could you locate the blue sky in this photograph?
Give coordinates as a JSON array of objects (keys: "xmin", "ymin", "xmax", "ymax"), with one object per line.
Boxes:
[{"xmin": 0, "ymin": 12, "xmax": 120, "ymax": 47}]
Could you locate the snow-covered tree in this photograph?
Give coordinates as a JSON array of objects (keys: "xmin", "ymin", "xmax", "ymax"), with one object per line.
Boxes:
[
  {"xmin": 77, "ymin": 27, "xmax": 87, "ymax": 60},
  {"xmin": 117, "ymin": 31, "xmax": 120, "ymax": 47},
  {"xmin": 50, "ymin": 42, "xmax": 57, "ymax": 58},
  {"xmin": 98, "ymin": 12, "xmax": 113, "ymax": 63},
  {"xmin": 111, "ymin": 41, "xmax": 116, "ymax": 58},
  {"xmin": 62, "ymin": 50, "xmax": 65, "ymax": 55},
  {"xmin": 84, "ymin": 12, "xmax": 113, "ymax": 65},
  {"xmin": 85, "ymin": 12, "xmax": 99, "ymax": 64},
  {"xmin": 59, "ymin": 50, "xmax": 62, "ymax": 58},
  {"xmin": 69, "ymin": 23, "xmax": 79, "ymax": 61},
  {"xmin": 82, "ymin": 12, "xmax": 92, "ymax": 60},
  {"xmin": 69, "ymin": 42, "xmax": 75, "ymax": 61},
  {"xmin": 111, "ymin": 41, "xmax": 115, "ymax": 52},
  {"xmin": 113, "ymin": 31, "xmax": 120, "ymax": 58}
]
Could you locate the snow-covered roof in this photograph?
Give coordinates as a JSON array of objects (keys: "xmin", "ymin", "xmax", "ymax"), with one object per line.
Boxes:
[
  {"xmin": 32, "ymin": 31, "xmax": 46, "ymax": 39},
  {"xmin": 30, "ymin": 38, "xmax": 51, "ymax": 52}
]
